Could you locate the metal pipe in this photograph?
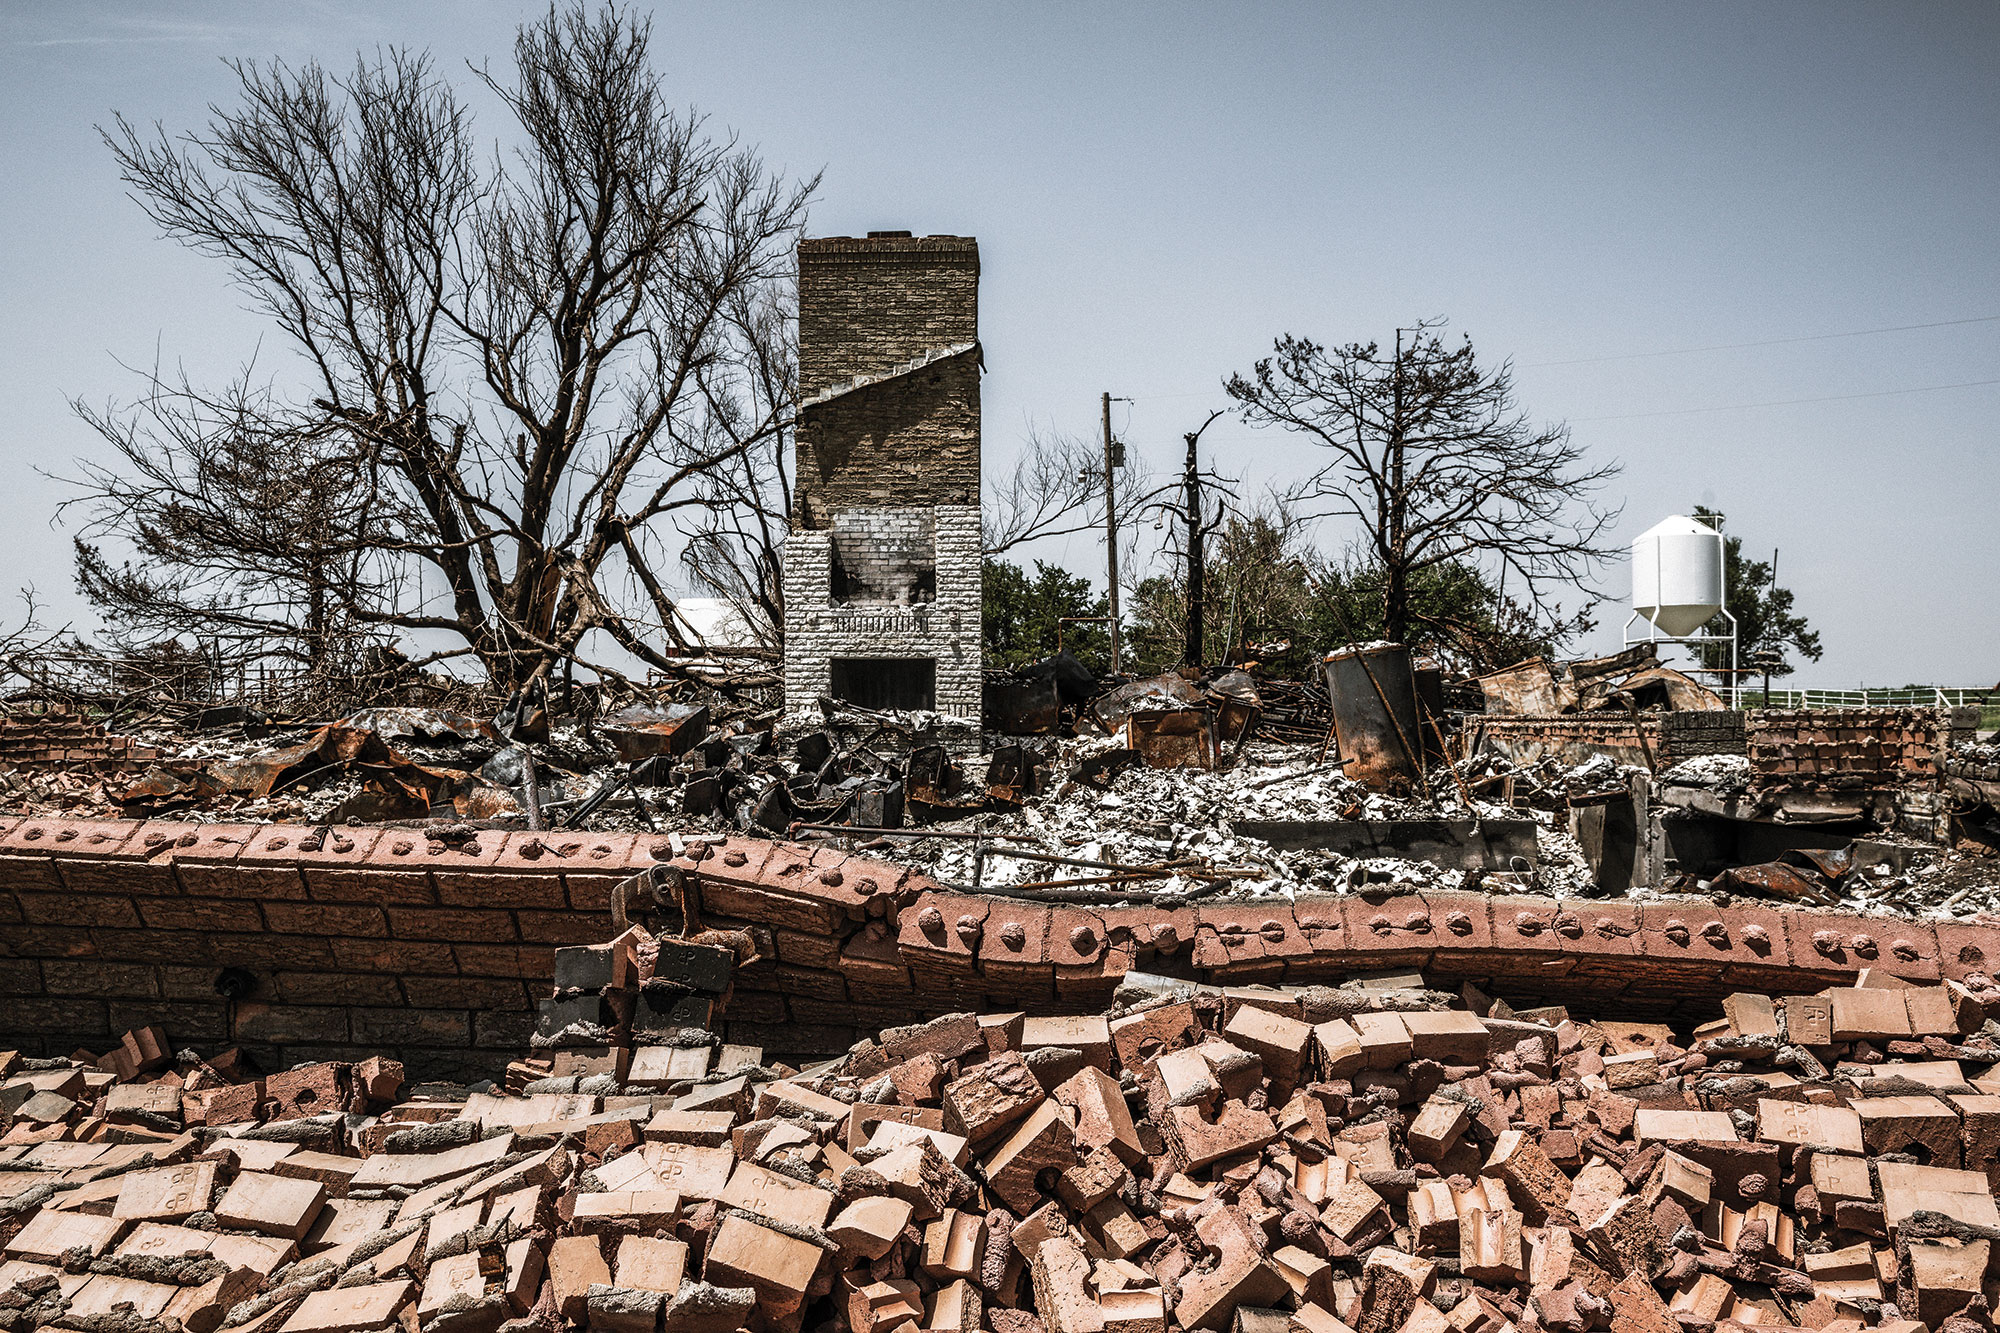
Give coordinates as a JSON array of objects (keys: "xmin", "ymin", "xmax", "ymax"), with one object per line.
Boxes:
[
  {"xmin": 789, "ymin": 823, "xmax": 1039, "ymax": 844},
  {"xmin": 979, "ymin": 846, "xmax": 1204, "ymax": 874},
  {"xmin": 1009, "ymin": 865, "xmax": 1263, "ymax": 891},
  {"xmin": 1011, "ymin": 871, "xmax": 1178, "ymax": 891}
]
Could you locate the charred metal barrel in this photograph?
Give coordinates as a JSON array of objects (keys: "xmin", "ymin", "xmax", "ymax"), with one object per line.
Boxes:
[{"xmin": 1323, "ymin": 642, "xmax": 1425, "ymax": 790}]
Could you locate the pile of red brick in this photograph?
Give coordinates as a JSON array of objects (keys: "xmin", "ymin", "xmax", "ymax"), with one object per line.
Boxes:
[{"xmin": 3, "ymin": 966, "xmax": 2000, "ymax": 1333}]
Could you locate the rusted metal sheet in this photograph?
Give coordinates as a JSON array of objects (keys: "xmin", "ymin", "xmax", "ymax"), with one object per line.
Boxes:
[
  {"xmin": 1474, "ymin": 658, "xmax": 1563, "ymax": 717},
  {"xmin": 1325, "ymin": 643, "xmax": 1424, "ymax": 790},
  {"xmin": 1565, "ymin": 643, "xmax": 1661, "ymax": 711},
  {"xmin": 983, "ymin": 677, "xmax": 1060, "ymax": 735},
  {"xmin": 1121, "ymin": 707, "xmax": 1218, "ymax": 770},
  {"xmin": 1091, "ymin": 673, "xmax": 1207, "ymax": 731},
  {"xmin": 209, "ymin": 724, "xmax": 395, "ymax": 797},
  {"xmin": 1710, "ymin": 860, "xmax": 1829, "ymax": 902},
  {"xmin": 1204, "ymin": 670, "xmax": 1262, "ymax": 755},
  {"xmin": 601, "ymin": 702, "xmax": 710, "ymax": 762},
  {"xmin": 112, "ymin": 764, "xmax": 224, "ymax": 813},
  {"xmin": 984, "ymin": 744, "xmax": 1039, "ymax": 806},
  {"xmin": 1783, "ymin": 845, "xmax": 1854, "ymax": 882},
  {"xmin": 906, "ymin": 743, "xmax": 985, "ymax": 819},
  {"xmin": 1611, "ymin": 665, "xmax": 1725, "ymax": 713}
]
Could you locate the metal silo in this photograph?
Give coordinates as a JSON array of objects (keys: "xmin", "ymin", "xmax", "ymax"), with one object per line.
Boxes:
[{"xmin": 1631, "ymin": 514, "xmax": 1725, "ymax": 637}]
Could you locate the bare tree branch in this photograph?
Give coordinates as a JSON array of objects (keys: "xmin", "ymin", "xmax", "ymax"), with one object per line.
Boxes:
[
  {"xmin": 1226, "ymin": 320, "xmax": 1621, "ymax": 644},
  {"xmin": 67, "ymin": 4, "xmax": 817, "ymax": 690},
  {"xmin": 982, "ymin": 424, "xmax": 1159, "ymax": 559}
]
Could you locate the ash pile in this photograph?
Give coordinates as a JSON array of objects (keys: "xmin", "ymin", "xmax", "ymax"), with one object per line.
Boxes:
[{"xmin": 8, "ymin": 913, "xmax": 2000, "ymax": 1333}]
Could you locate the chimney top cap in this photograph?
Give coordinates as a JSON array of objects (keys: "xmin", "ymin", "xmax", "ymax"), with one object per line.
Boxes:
[{"xmin": 867, "ymin": 230, "xmax": 914, "ymax": 238}]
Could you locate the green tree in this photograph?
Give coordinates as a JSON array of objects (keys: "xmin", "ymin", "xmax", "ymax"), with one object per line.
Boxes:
[
  {"xmin": 1127, "ymin": 511, "xmax": 1318, "ymax": 675},
  {"xmin": 1692, "ymin": 507, "xmax": 1822, "ymax": 679},
  {"xmin": 1127, "ymin": 507, "xmax": 1591, "ymax": 677},
  {"xmin": 1307, "ymin": 556, "xmax": 1589, "ymax": 672},
  {"xmin": 982, "ymin": 559, "xmax": 1109, "ymax": 672}
]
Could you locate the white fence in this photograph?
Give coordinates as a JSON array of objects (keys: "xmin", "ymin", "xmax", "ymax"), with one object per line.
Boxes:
[{"xmin": 1742, "ymin": 686, "xmax": 1991, "ymax": 710}]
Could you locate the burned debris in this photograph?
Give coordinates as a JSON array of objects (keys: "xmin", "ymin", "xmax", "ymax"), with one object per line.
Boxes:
[{"xmin": 0, "ymin": 627, "xmax": 1993, "ymax": 924}]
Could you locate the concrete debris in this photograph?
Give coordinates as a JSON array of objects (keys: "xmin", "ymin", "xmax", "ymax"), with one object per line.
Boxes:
[{"xmin": 8, "ymin": 941, "xmax": 2000, "ymax": 1333}]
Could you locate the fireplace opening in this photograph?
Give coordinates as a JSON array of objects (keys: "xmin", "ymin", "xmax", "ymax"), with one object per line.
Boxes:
[{"xmin": 830, "ymin": 657, "xmax": 936, "ymax": 712}]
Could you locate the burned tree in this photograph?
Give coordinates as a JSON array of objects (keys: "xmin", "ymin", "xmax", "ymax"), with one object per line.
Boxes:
[
  {"xmin": 68, "ymin": 368, "xmax": 393, "ymax": 679},
  {"xmin": 664, "ymin": 284, "xmax": 798, "ymax": 660},
  {"xmin": 1226, "ymin": 320, "xmax": 1620, "ymax": 647},
  {"xmin": 72, "ymin": 6, "xmax": 814, "ymax": 689}
]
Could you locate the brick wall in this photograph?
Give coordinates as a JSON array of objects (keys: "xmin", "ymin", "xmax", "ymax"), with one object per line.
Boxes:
[
  {"xmin": 0, "ymin": 710, "xmax": 161, "ymax": 771},
  {"xmin": 1747, "ymin": 707, "xmax": 1946, "ymax": 790},
  {"xmin": 3, "ymin": 816, "xmax": 1995, "ymax": 1081},
  {"xmin": 797, "ymin": 236, "xmax": 979, "ymax": 396},
  {"xmin": 793, "ymin": 236, "xmax": 980, "ymax": 523},
  {"xmin": 784, "ymin": 508, "xmax": 982, "ymax": 719},
  {"xmin": 1471, "ymin": 716, "xmax": 1670, "ymax": 769},
  {"xmin": 794, "ymin": 355, "xmax": 981, "ymax": 520},
  {"xmin": 783, "ymin": 233, "xmax": 983, "ymax": 724}
]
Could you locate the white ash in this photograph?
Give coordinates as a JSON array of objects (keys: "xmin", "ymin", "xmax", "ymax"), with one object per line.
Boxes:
[
  {"xmin": 876, "ymin": 739, "xmax": 1539, "ymax": 902},
  {"xmin": 1530, "ymin": 829, "xmax": 1597, "ymax": 898},
  {"xmin": 1660, "ymin": 753, "xmax": 1751, "ymax": 790}
]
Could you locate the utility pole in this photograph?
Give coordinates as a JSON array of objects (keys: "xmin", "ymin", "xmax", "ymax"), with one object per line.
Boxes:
[
  {"xmin": 1765, "ymin": 547, "xmax": 1779, "ymax": 705},
  {"xmin": 1101, "ymin": 391, "xmax": 1121, "ymax": 673}
]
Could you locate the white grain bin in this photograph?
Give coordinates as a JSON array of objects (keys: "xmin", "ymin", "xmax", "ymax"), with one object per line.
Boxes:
[{"xmin": 1631, "ymin": 514, "xmax": 1724, "ymax": 636}]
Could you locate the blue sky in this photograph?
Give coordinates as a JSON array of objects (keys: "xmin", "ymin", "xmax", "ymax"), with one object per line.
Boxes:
[{"xmin": 2, "ymin": 1, "xmax": 1995, "ymax": 686}]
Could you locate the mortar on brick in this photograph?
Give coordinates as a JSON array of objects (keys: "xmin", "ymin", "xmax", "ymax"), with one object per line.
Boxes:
[{"xmin": 3, "ymin": 815, "xmax": 1996, "ymax": 1077}]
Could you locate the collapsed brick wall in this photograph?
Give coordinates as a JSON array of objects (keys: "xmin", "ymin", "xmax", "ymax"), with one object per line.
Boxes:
[
  {"xmin": 3, "ymin": 817, "xmax": 1997, "ymax": 1083},
  {"xmin": 1472, "ymin": 716, "xmax": 1669, "ymax": 769},
  {"xmin": 1746, "ymin": 707, "xmax": 1945, "ymax": 789},
  {"xmin": 0, "ymin": 710, "xmax": 161, "ymax": 771}
]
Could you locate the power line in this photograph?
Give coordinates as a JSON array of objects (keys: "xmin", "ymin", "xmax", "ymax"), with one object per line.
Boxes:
[
  {"xmin": 1523, "ymin": 315, "xmax": 2000, "ymax": 368},
  {"xmin": 1114, "ymin": 314, "xmax": 2000, "ymax": 397},
  {"xmin": 1571, "ymin": 376, "xmax": 2000, "ymax": 423}
]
